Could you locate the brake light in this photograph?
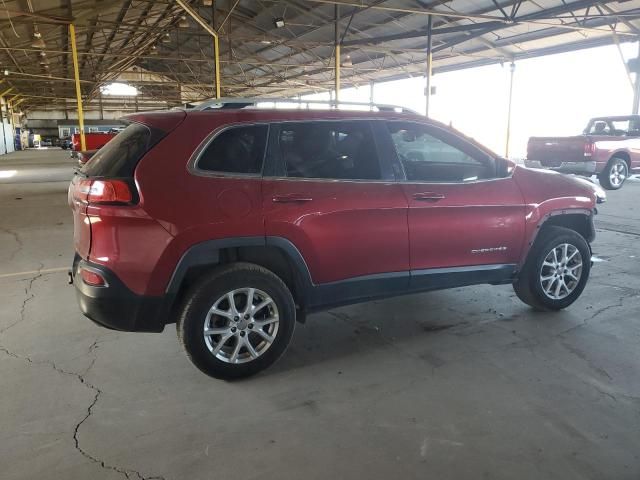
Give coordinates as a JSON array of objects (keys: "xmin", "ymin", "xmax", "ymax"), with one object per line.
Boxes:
[
  {"xmin": 72, "ymin": 179, "xmax": 133, "ymax": 204},
  {"xmin": 584, "ymin": 141, "xmax": 595, "ymax": 157}
]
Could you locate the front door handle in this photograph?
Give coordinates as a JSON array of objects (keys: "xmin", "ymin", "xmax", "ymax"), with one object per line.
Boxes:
[
  {"xmin": 412, "ymin": 192, "xmax": 445, "ymax": 202},
  {"xmin": 272, "ymin": 194, "xmax": 313, "ymax": 203}
]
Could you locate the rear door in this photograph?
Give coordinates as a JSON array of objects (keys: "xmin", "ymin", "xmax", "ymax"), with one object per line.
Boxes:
[
  {"xmin": 262, "ymin": 120, "xmax": 409, "ymax": 289},
  {"xmin": 383, "ymin": 121, "xmax": 525, "ymax": 278}
]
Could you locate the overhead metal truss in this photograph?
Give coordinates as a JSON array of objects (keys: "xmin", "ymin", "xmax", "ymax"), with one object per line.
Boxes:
[{"xmin": 0, "ymin": 0, "xmax": 638, "ymax": 112}]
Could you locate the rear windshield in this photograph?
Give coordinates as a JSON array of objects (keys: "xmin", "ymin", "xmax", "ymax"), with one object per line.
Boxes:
[{"xmin": 81, "ymin": 123, "xmax": 153, "ymax": 177}]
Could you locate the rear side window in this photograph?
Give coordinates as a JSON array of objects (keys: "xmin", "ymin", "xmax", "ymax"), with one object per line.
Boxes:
[
  {"xmin": 272, "ymin": 121, "xmax": 381, "ymax": 180},
  {"xmin": 82, "ymin": 123, "xmax": 153, "ymax": 177},
  {"xmin": 197, "ymin": 125, "xmax": 268, "ymax": 174}
]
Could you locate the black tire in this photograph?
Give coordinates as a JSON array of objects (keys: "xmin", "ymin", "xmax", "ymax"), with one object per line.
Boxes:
[
  {"xmin": 177, "ymin": 263, "xmax": 296, "ymax": 380},
  {"xmin": 513, "ymin": 226, "xmax": 590, "ymax": 311},
  {"xmin": 598, "ymin": 156, "xmax": 628, "ymax": 190}
]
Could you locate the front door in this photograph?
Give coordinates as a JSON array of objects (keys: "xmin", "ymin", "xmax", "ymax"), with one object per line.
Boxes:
[{"xmin": 383, "ymin": 121, "xmax": 525, "ymax": 284}]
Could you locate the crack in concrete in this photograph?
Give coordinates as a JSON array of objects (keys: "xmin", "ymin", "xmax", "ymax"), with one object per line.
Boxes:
[
  {"xmin": 0, "ymin": 262, "xmax": 43, "ymax": 335},
  {"xmin": 558, "ymin": 294, "xmax": 628, "ymax": 337},
  {"xmin": 0, "ymin": 344, "xmax": 167, "ymax": 480},
  {"xmin": 0, "ymin": 271, "xmax": 168, "ymax": 480},
  {"xmin": 0, "ymin": 226, "xmax": 22, "ymax": 261}
]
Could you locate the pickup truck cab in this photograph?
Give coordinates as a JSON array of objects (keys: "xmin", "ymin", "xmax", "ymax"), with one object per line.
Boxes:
[{"xmin": 526, "ymin": 115, "xmax": 640, "ymax": 190}]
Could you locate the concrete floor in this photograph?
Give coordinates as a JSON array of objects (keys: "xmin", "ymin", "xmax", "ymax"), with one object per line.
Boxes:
[{"xmin": 1, "ymin": 149, "xmax": 639, "ymax": 480}]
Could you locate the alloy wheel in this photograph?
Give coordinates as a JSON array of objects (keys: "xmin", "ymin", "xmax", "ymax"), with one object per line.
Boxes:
[
  {"xmin": 203, "ymin": 288, "xmax": 279, "ymax": 364},
  {"xmin": 609, "ymin": 162, "xmax": 627, "ymax": 187},
  {"xmin": 539, "ymin": 243, "xmax": 583, "ymax": 300}
]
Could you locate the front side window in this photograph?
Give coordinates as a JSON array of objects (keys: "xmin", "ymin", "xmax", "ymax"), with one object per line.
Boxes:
[
  {"xmin": 197, "ymin": 125, "xmax": 268, "ymax": 174},
  {"xmin": 274, "ymin": 121, "xmax": 381, "ymax": 180},
  {"xmin": 387, "ymin": 122, "xmax": 495, "ymax": 183}
]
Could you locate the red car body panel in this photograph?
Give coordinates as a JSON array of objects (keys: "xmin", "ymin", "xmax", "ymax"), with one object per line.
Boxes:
[
  {"xmin": 513, "ymin": 166, "xmax": 597, "ymax": 261},
  {"xmin": 263, "ymin": 178, "xmax": 409, "ymax": 284},
  {"xmin": 401, "ymin": 178, "xmax": 526, "ymax": 270}
]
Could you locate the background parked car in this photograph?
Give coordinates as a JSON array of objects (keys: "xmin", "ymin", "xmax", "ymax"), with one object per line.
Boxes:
[
  {"xmin": 526, "ymin": 115, "xmax": 640, "ymax": 190},
  {"xmin": 71, "ymin": 131, "xmax": 118, "ymax": 152}
]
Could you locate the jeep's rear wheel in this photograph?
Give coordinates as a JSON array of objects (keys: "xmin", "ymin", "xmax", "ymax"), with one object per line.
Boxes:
[
  {"xmin": 177, "ymin": 263, "xmax": 295, "ymax": 380},
  {"xmin": 513, "ymin": 226, "xmax": 590, "ymax": 311}
]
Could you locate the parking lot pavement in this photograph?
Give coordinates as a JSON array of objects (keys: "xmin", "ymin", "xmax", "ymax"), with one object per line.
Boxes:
[{"xmin": 1, "ymin": 150, "xmax": 639, "ymax": 480}]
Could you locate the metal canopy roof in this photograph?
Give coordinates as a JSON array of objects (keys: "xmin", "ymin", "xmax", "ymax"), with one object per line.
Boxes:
[{"xmin": 1, "ymin": 0, "xmax": 638, "ymax": 112}]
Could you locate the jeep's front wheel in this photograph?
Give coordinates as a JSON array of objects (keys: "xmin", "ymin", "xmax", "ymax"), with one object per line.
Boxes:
[
  {"xmin": 177, "ymin": 263, "xmax": 295, "ymax": 380},
  {"xmin": 513, "ymin": 226, "xmax": 590, "ymax": 311}
]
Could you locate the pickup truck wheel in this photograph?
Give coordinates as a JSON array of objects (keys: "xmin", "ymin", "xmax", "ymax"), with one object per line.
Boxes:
[
  {"xmin": 177, "ymin": 263, "xmax": 296, "ymax": 380},
  {"xmin": 513, "ymin": 226, "xmax": 590, "ymax": 311},
  {"xmin": 599, "ymin": 157, "xmax": 628, "ymax": 190}
]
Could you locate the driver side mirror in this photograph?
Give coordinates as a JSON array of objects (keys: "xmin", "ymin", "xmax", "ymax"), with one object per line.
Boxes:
[{"xmin": 495, "ymin": 157, "xmax": 514, "ymax": 178}]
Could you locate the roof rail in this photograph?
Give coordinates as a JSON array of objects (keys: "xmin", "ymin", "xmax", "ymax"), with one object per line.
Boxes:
[{"xmin": 191, "ymin": 97, "xmax": 421, "ymax": 115}]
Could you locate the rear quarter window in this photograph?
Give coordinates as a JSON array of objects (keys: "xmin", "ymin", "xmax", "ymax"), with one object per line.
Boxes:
[{"xmin": 81, "ymin": 123, "xmax": 153, "ymax": 177}]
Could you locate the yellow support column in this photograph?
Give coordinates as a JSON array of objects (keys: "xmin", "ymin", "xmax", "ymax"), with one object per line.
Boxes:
[
  {"xmin": 334, "ymin": 4, "xmax": 340, "ymax": 103},
  {"xmin": 335, "ymin": 44, "xmax": 341, "ymax": 103},
  {"xmin": 69, "ymin": 23, "xmax": 87, "ymax": 151},
  {"xmin": 176, "ymin": 0, "xmax": 221, "ymax": 99},
  {"xmin": 213, "ymin": 35, "xmax": 221, "ymax": 99}
]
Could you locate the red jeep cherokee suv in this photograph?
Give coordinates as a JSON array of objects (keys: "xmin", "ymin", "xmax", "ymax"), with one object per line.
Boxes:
[{"xmin": 69, "ymin": 99, "xmax": 605, "ymax": 379}]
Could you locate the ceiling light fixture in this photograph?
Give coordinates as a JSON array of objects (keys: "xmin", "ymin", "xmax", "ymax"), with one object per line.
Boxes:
[
  {"xmin": 342, "ymin": 55, "xmax": 353, "ymax": 67},
  {"xmin": 31, "ymin": 31, "xmax": 46, "ymax": 49},
  {"xmin": 274, "ymin": 17, "xmax": 285, "ymax": 28},
  {"xmin": 179, "ymin": 16, "xmax": 189, "ymax": 28},
  {"xmin": 162, "ymin": 33, "xmax": 171, "ymax": 43}
]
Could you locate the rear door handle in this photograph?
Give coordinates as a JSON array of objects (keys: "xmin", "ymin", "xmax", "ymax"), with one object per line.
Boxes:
[
  {"xmin": 272, "ymin": 194, "xmax": 313, "ymax": 203},
  {"xmin": 412, "ymin": 192, "xmax": 445, "ymax": 202}
]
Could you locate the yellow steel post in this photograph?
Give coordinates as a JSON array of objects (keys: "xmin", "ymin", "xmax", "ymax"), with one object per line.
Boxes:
[
  {"xmin": 13, "ymin": 98, "xmax": 26, "ymax": 108},
  {"xmin": 0, "ymin": 87, "xmax": 15, "ymax": 98},
  {"xmin": 335, "ymin": 44, "xmax": 341, "ymax": 103},
  {"xmin": 334, "ymin": 4, "xmax": 340, "ymax": 103},
  {"xmin": 69, "ymin": 23, "xmax": 87, "ymax": 151},
  {"xmin": 175, "ymin": 0, "xmax": 221, "ymax": 99},
  {"xmin": 505, "ymin": 61, "xmax": 515, "ymax": 158},
  {"xmin": 214, "ymin": 35, "xmax": 221, "ymax": 99}
]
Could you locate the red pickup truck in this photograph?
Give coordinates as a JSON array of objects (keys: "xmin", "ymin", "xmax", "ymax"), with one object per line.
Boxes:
[
  {"xmin": 526, "ymin": 115, "xmax": 640, "ymax": 190},
  {"xmin": 71, "ymin": 132, "xmax": 118, "ymax": 152}
]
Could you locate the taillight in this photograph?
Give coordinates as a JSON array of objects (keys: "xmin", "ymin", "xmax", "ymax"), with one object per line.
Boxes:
[
  {"xmin": 87, "ymin": 180, "xmax": 133, "ymax": 204},
  {"xmin": 71, "ymin": 179, "xmax": 133, "ymax": 204},
  {"xmin": 584, "ymin": 141, "xmax": 595, "ymax": 157}
]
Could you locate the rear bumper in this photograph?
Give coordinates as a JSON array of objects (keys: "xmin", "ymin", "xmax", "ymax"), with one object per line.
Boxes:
[
  {"xmin": 71, "ymin": 254, "xmax": 169, "ymax": 333},
  {"xmin": 525, "ymin": 159, "xmax": 597, "ymax": 175}
]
